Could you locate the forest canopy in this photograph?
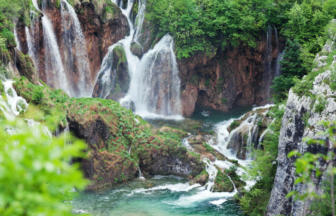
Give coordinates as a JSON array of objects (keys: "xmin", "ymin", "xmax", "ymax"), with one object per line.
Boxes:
[{"xmin": 146, "ymin": 0, "xmax": 336, "ymax": 58}]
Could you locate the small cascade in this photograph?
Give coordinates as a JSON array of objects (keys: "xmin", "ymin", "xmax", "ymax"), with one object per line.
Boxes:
[
  {"xmin": 93, "ymin": 43, "xmax": 121, "ymax": 99},
  {"xmin": 26, "ymin": 119, "xmax": 52, "ymax": 138},
  {"xmin": 14, "ymin": 26, "xmax": 21, "ymax": 52},
  {"xmin": 273, "ymin": 25, "xmax": 283, "ymax": 78},
  {"xmin": 0, "ymin": 95, "xmax": 15, "ymax": 121},
  {"xmin": 133, "ymin": 0, "xmax": 146, "ymax": 42},
  {"xmin": 138, "ymin": 167, "xmax": 145, "ymax": 180},
  {"xmin": 2, "ymin": 80, "xmax": 29, "ymax": 115},
  {"xmin": 25, "ymin": 26, "xmax": 39, "ymax": 72},
  {"xmin": 266, "ymin": 25, "xmax": 273, "ymax": 76},
  {"xmin": 257, "ymin": 118, "xmax": 276, "ymax": 148},
  {"xmin": 94, "ymin": 0, "xmax": 183, "ymax": 118},
  {"xmin": 203, "ymin": 158, "xmax": 218, "ymax": 191},
  {"xmin": 227, "ymin": 176, "xmax": 237, "ymax": 192},
  {"xmin": 128, "ymin": 146, "xmax": 131, "ymax": 154},
  {"xmin": 60, "ymin": 0, "xmax": 92, "ymax": 97}
]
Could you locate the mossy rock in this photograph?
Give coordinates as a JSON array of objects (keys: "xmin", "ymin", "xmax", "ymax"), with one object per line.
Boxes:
[
  {"xmin": 130, "ymin": 42, "xmax": 143, "ymax": 59},
  {"xmin": 190, "ymin": 169, "xmax": 208, "ymax": 186}
]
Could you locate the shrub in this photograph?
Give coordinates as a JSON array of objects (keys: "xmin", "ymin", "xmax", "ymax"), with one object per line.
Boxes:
[
  {"xmin": 32, "ymin": 87, "xmax": 44, "ymax": 104},
  {"xmin": 230, "ymin": 120, "xmax": 239, "ymax": 131}
]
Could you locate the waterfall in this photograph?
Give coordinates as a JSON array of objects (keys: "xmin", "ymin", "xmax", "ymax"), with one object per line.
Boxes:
[
  {"xmin": 257, "ymin": 118, "xmax": 276, "ymax": 148},
  {"xmin": 273, "ymin": 26, "xmax": 283, "ymax": 78},
  {"xmin": 29, "ymin": 0, "xmax": 70, "ymax": 95},
  {"xmin": 138, "ymin": 167, "xmax": 145, "ymax": 179},
  {"xmin": 14, "ymin": 27, "xmax": 21, "ymax": 52},
  {"xmin": 2, "ymin": 80, "xmax": 29, "ymax": 116},
  {"xmin": 203, "ymin": 158, "xmax": 218, "ymax": 191},
  {"xmin": 266, "ymin": 25, "xmax": 272, "ymax": 76},
  {"xmin": 41, "ymin": 16, "xmax": 70, "ymax": 95},
  {"xmin": 25, "ymin": 26, "xmax": 39, "ymax": 73},
  {"xmin": 95, "ymin": 0, "xmax": 183, "ymax": 118},
  {"xmin": 133, "ymin": 0, "xmax": 146, "ymax": 42},
  {"xmin": 60, "ymin": 0, "xmax": 92, "ymax": 97},
  {"xmin": 227, "ymin": 176, "xmax": 237, "ymax": 192}
]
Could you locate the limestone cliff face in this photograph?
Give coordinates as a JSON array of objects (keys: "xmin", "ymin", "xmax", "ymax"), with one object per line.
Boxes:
[
  {"xmin": 267, "ymin": 26, "xmax": 336, "ymax": 215},
  {"xmin": 178, "ymin": 32, "xmax": 284, "ymax": 116},
  {"xmin": 16, "ymin": 0, "xmax": 129, "ymax": 94}
]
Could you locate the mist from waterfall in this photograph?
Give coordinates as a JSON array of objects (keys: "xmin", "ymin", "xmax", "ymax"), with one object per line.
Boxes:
[{"xmin": 95, "ymin": 0, "xmax": 183, "ymax": 119}]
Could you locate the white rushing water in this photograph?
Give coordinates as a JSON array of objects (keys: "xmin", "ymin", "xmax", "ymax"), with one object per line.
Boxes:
[
  {"xmin": 60, "ymin": 0, "xmax": 92, "ymax": 97},
  {"xmin": 2, "ymin": 80, "xmax": 29, "ymax": 116},
  {"xmin": 41, "ymin": 16, "xmax": 70, "ymax": 95},
  {"xmin": 203, "ymin": 158, "xmax": 218, "ymax": 191},
  {"xmin": 95, "ymin": 0, "xmax": 183, "ymax": 119}
]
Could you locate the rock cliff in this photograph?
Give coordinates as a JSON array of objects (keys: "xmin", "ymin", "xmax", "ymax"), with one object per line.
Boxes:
[
  {"xmin": 267, "ymin": 22, "xmax": 336, "ymax": 215},
  {"xmin": 178, "ymin": 32, "xmax": 284, "ymax": 116},
  {"xmin": 16, "ymin": 0, "xmax": 129, "ymax": 95}
]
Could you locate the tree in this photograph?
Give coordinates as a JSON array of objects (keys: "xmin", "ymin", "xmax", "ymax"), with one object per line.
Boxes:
[
  {"xmin": 0, "ymin": 119, "xmax": 89, "ymax": 215},
  {"xmin": 271, "ymin": 39, "xmax": 305, "ymax": 101}
]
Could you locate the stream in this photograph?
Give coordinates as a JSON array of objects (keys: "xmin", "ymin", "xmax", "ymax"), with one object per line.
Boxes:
[{"xmin": 72, "ymin": 176, "xmax": 244, "ymax": 216}]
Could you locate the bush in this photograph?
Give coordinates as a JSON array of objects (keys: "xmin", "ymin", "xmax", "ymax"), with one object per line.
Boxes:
[
  {"xmin": 32, "ymin": 87, "xmax": 44, "ymax": 104},
  {"xmin": 0, "ymin": 119, "xmax": 88, "ymax": 215},
  {"xmin": 230, "ymin": 120, "xmax": 239, "ymax": 131}
]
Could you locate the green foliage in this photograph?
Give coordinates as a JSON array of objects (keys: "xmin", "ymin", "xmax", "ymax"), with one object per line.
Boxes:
[
  {"xmin": 32, "ymin": 86, "xmax": 44, "ymax": 104},
  {"xmin": 237, "ymin": 103, "xmax": 284, "ymax": 215},
  {"xmin": 0, "ymin": 119, "xmax": 89, "ymax": 215},
  {"xmin": 310, "ymin": 173, "xmax": 336, "ymax": 216},
  {"xmin": 314, "ymin": 96, "xmax": 327, "ymax": 114},
  {"xmin": 287, "ymin": 121, "xmax": 336, "ymax": 204},
  {"xmin": 203, "ymin": 142, "xmax": 214, "ymax": 154},
  {"xmin": 146, "ymin": 0, "xmax": 273, "ymax": 58},
  {"xmin": 230, "ymin": 120, "xmax": 239, "ymax": 131},
  {"xmin": 221, "ymin": 98, "xmax": 228, "ymax": 104}
]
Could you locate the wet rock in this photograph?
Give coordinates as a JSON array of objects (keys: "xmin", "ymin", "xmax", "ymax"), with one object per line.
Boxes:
[
  {"xmin": 93, "ymin": 45, "xmax": 130, "ymax": 101},
  {"xmin": 16, "ymin": 0, "xmax": 130, "ymax": 93},
  {"xmin": 178, "ymin": 31, "xmax": 285, "ymax": 116},
  {"xmin": 130, "ymin": 42, "xmax": 143, "ymax": 58}
]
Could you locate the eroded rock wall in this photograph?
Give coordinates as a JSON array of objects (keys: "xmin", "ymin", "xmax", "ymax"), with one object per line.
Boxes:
[
  {"xmin": 16, "ymin": 0, "xmax": 129, "ymax": 94},
  {"xmin": 178, "ymin": 32, "xmax": 285, "ymax": 116}
]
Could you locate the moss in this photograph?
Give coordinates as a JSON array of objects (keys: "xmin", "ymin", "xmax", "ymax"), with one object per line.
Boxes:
[
  {"xmin": 221, "ymin": 98, "xmax": 228, "ymax": 104},
  {"xmin": 213, "ymin": 168, "xmax": 234, "ymax": 192},
  {"xmin": 0, "ymin": 79, "xmax": 4, "ymax": 94},
  {"xmin": 13, "ymin": 77, "xmax": 204, "ymax": 190},
  {"xmin": 204, "ymin": 78, "xmax": 211, "ymax": 87},
  {"xmin": 114, "ymin": 45, "xmax": 127, "ymax": 70}
]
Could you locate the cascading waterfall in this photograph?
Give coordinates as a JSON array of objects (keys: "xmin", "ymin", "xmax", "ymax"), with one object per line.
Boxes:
[
  {"xmin": 29, "ymin": 0, "xmax": 71, "ymax": 95},
  {"xmin": 203, "ymin": 158, "xmax": 218, "ymax": 191},
  {"xmin": 41, "ymin": 16, "xmax": 70, "ymax": 95},
  {"xmin": 2, "ymin": 80, "xmax": 29, "ymax": 116},
  {"xmin": 60, "ymin": 0, "xmax": 92, "ymax": 97},
  {"xmin": 14, "ymin": 27, "xmax": 21, "ymax": 52},
  {"xmin": 258, "ymin": 118, "xmax": 276, "ymax": 148},
  {"xmin": 273, "ymin": 26, "xmax": 283, "ymax": 78},
  {"xmin": 95, "ymin": 0, "xmax": 182, "ymax": 118},
  {"xmin": 25, "ymin": 26, "xmax": 39, "ymax": 73}
]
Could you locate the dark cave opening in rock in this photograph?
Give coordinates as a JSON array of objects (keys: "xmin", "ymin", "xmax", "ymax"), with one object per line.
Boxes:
[{"xmin": 195, "ymin": 90, "xmax": 211, "ymax": 108}]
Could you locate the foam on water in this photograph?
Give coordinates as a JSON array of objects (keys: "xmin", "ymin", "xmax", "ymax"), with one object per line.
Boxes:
[
  {"xmin": 130, "ymin": 182, "xmax": 201, "ymax": 195},
  {"xmin": 210, "ymin": 198, "xmax": 227, "ymax": 206},
  {"xmin": 166, "ymin": 189, "xmax": 236, "ymax": 208}
]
